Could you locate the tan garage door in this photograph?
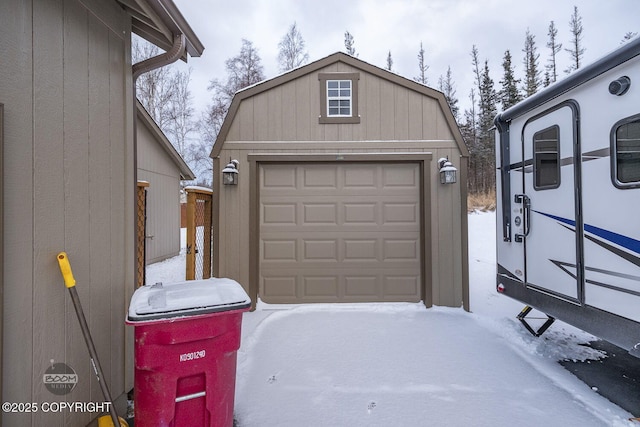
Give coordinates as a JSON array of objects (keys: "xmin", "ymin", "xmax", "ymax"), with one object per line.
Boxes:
[{"xmin": 259, "ymin": 162, "xmax": 422, "ymax": 303}]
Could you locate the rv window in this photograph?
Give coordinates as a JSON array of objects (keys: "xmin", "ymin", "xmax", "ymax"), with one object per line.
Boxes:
[
  {"xmin": 533, "ymin": 126, "xmax": 560, "ymax": 190},
  {"xmin": 613, "ymin": 117, "xmax": 640, "ymax": 187}
]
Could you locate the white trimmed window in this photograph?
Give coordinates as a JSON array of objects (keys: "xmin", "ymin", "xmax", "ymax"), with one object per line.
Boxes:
[
  {"xmin": 327, "ymin": 80, "xmax": 352, "ymax": 117},
  {"xmin": 318, "ymin": 72, "xmax": 360, "ymax": 124}
]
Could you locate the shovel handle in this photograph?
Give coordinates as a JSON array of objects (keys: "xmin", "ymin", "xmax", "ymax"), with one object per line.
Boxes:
[{"xmin": 57, "ymin": 252, "xmax": 76, "ymax": 288}]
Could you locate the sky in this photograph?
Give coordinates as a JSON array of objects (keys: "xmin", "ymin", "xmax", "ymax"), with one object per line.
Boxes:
[
  {"xmin": 145, "ymin": 212, "xmax": 636, "ymax": 425},
  {"xmin": 171, "ymin": 0, "xmax": 640, "ymax": 119}
]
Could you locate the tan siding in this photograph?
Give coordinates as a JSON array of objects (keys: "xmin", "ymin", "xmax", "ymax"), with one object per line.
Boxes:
[
  {"xmin": 379, "ymin": 79, "xmax": 395, "ymax": 140},
  {"xmin": 0, "ymin": 0, "xmax": 34, "ymax": 418},
  {"xmin": 407, "ymin": 91, "xmax": 424, "ymax": 140},
  {"xmin": 295, "ymin": 75, "xmax": 311, "ymax": 140},
  {"xmin": 32, "ymin": 2, "xmax": 66, "ymax": 425},
  {"xmin": 1, "ymin": 1, "xmax": 132, "ymax": 424},
  {"xmin": 364, "ymin": 72, "xmax": 381, "ymax": 139},
  {"xmin": 281, "ymin": 80, "xmax": 296, "ymax": 140},
  {"xmin": 395, "ymin": 86, "xmax": 409, "ymax": 140},
  {"xmin": 137, "ymin": 122, "xmax": 182, "ymax": 264},
  {"xmin": 62, "ymin": 2, "xmax": 92, "ymax": 425},
  {"xmin": 109, "ymin": 24, "xmax": 129, "ymax": 399}
]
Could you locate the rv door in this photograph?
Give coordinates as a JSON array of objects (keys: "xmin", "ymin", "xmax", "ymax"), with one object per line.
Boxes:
[{"xmin": 521, "ymin": 102, "xmax": 582, "ymax": 302}]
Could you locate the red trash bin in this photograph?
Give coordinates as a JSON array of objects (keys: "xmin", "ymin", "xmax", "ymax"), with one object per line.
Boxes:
[{"xmin": 126, "ymin": 278, "xmax": 251, "ymax": 427}]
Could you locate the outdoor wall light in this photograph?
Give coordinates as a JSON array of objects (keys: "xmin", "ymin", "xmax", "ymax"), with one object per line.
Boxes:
[
  {"xmin": 438, "ymin": 157, "xmax": 457, "ymax": 184},
  {"xmin": 222, "ymin": 159, "xmax": 239, "ymax": 185}
]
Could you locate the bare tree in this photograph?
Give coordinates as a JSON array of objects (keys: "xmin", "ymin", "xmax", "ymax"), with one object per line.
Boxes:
[
  {"xmin": 564, "ymin": 6, "xmax": 585, "ymax": 74},
  {"xmin": 277, "ymin": 22, "xmax": 309, "ymax": 72},
  {"xmin": 133, "ymin": 39, "xmax": 176, "ymax": 131},
  {"xmin": 344, "ymin": 31, "xmax": 356, "ymax": 56},
  {"xmin": 414, "ymin": 42, "xmax": 429, "ymax": 85},
  {"xmin": 133, "ymin": 37, "xmax": 203, "ymax": 183},
  {"xmin": 546, "ymin": 21, "xmax": 562, "ymax": 83},
  {"xmin": 204, "ymin": 39, "xmax": 266, "ymax": 140}
]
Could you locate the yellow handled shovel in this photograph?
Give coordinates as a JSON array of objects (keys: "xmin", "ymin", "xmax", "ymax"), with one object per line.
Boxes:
[{"xmin": 57, "ymin": 252, "xmax": 128, "ymax": 427}]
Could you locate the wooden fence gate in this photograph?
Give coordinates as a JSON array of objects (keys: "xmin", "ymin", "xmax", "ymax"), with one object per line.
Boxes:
[
  {"xmin": 185, "ymin": 186, "xmax": 213, "ymax": 280},
  {"xmin": 136, "ymin": 181, "xmax": 149, "ymax": 287}
]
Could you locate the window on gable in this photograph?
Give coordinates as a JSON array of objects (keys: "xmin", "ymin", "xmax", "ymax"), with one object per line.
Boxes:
[
  {"xmin": 318, "ymin": 72, "xmax": 360, "ymax": 124},
  {"xmin": 327, "ymin": 80, "xmax": 352, "ymax": 116},
  {"xmin": 612, "ymin": 115, "xmax": 640, "ymax": 188}
]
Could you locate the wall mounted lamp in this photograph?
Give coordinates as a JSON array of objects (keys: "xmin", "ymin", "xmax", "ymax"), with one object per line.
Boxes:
[
  {"xmin": 222, "ymin": 159, "xmax": 239, "ymax": 185},
  {"xmin": 438, "ymin": 157, "xmax": 457, "ymax": 184}
]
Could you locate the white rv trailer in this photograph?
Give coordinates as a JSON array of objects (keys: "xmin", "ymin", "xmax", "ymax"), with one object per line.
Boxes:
[{"xmin": 494, "ymin": 36, "xmax": 640, "ymax": 357}]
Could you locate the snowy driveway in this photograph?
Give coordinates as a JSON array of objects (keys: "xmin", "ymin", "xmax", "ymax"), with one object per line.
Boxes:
[{"xmin": 234, "ymin": 304, "xmax": 633, "ymax": 426}]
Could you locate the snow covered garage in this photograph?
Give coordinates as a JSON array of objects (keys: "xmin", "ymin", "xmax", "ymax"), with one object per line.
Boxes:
[{"xmin": 211, "ymin": 52, "xmax": 469, "ymax": 309}]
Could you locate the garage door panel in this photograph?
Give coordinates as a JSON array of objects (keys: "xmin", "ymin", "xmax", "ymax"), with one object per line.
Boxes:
[
  {"xmin": 382, "ymin": 203, "xmax": 418, "ymax": 224},
  {"xmin": 303, "ymin": 240, "xmax": 338, "ymax": 261},
  {"xmin": 383, "ymin": 164, "xmax": 419, "ymax": 187},
  {"xmin": 344, "ymin": 239, "xmax": 377, "ymax": 261},
  {"xmin": 262, "ymin": 165, "xmax": 297, "ymax": 188},
  {"xmin": 383, "ymin": 276, "xmax": 420, "ymax": 296},
  {"xmin": 263, "ymin": 239, "xmax": 297, "ymax": 261},
  {"xmin": 383, "ymin": 239, "xmax": 418, "ymax": 260},
  {"xmin": 304, "ymin": 276, "xmax": 339, "ymax": 297},
  {"xmin": 303, "ymin": 166, "xmax": 338, "ymax": 188},
  {"xmin": 344, "ymin": 203, "xmax": 377, "ymax": 224},
  {"xmin": 303, "ymin": 203, "xmax": 337, "ymax": 224},
  {"xmin": 262, "ymin": 276, "xmax": 297, "ymax": 298},
  {"xmin": 260, "ymin": 162, "xmax": 422, "ymax": 303},
  {"xmin": 345, "ymin": 276, "xmax": 379, "ymax": 297},
  {"xmin": 262, "ymin": 203, "xmax": 297, "ymax": 224},
  {"xmin": 344, "ymin": 165, "xmax": 377, "ymax": 188}
]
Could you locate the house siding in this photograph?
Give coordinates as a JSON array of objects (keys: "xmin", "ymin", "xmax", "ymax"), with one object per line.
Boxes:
[
  {"xmin": 137, "ymin": 120, "xmax": 182, "ymax": 264},
  {"xmin": 0, "ymin": 0, "xmax": 134, "ymax": 425}
]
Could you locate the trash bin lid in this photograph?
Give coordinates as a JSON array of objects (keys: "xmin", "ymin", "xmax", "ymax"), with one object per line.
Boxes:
[{"xmin": 127, "ymin": 278, "xmax": 251, "ymax": 322}]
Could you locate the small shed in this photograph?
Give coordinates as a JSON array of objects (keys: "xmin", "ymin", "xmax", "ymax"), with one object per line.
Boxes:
[
  {"xmin": 211, "ymin": 52, "xmax": 469, "ymax": 310},
  {"xmin": 136, "ymin": 100, "xmax": 195, "ymax": 264}
]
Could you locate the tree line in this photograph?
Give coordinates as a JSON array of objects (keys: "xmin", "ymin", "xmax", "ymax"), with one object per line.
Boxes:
[{"xmin": 134, "ymin": 7, "xmax": 636, "ymax": 192}]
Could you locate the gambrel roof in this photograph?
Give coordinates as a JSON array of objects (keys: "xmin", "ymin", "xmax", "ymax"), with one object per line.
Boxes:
[{"xmin": 211, "ymin": 52, "xmax": 468, "ymax": 159}]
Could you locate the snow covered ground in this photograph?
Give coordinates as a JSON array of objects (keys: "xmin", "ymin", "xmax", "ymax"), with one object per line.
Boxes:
[{"xmin": 146, "ymin": 211, "xmax": 635, "ymax": 426}]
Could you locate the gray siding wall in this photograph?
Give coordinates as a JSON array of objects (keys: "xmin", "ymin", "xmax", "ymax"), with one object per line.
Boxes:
[
  {"xmin": 1, "ymin": 0, "xmax": 134, "ymax": 425},
  {"xmin": 137, "ymin": 119, "xmax": 182, "ymax": 264}
]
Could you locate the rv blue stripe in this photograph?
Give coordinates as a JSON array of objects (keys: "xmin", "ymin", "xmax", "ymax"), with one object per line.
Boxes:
[{"xmin": 535, "ymin": 211, "xmax": 640, "ymax": 255}]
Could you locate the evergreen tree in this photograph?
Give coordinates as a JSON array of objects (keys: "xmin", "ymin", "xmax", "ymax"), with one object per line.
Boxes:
[
  {"xmin": 277, "ymin": 22, "xmax": 309, "ymax": 72},
  {"xmin": 565, "ymin": 6, "xmax": 585, "ymax": 74},
  {"xmin": 344, "ymin": 31, "xmax": 356, "ymax": 56},
  {"xmin": 386, "ymin": 50, "xmax": 393, "ymax": 71},
  {"xmin": 437, "ymin": 66, "xmax": 459, "ymax": 122},
  {"xmin": 414, "ymin": 42, "xmax": 429, "ymax": 85},
  {"xmin": 546, "ymin": 21, "xmax": 562, "ymax": 83},
  {"xmin": 522, "ymin": 29, "xmax": 541, "ymax": 97},
  {"xmin": 498, "ymin": 50, "xmax": 522, "ymax": 110},
  {"xmin": 477, "ymin": 61, "xmax": 498, "ymax": 193}
]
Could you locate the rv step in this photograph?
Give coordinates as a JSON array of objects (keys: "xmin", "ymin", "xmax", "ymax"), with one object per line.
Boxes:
[{"xmin": 517, "ymin": 306, "xmax": 555, "ymax": 337}]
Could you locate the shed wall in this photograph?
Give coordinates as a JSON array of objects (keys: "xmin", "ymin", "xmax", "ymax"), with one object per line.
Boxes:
[
  {"xmin": 137, "ymin": 120, "xmax": 182, "ymax": 264},
  {"xmin": 0, "ymin": 0, "xmax": 134, "ymax": 424},
  {"xmin": 225, "ymin": 63, "xmax": 455, "ymax": 143},
  {"xmin": 216, "ymin": 143, "xmax": 465, "ymax": 308}
]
